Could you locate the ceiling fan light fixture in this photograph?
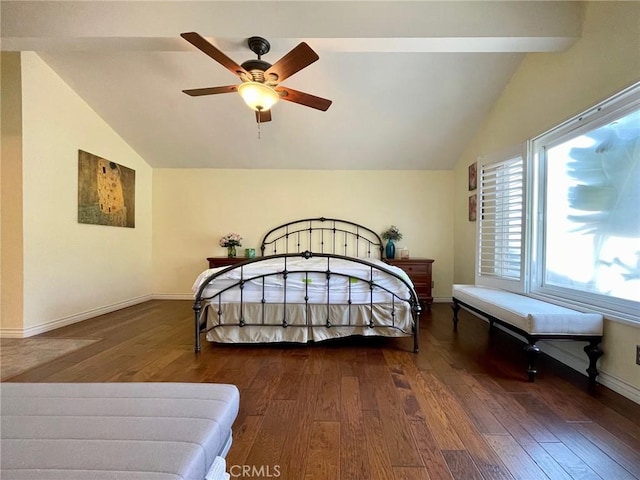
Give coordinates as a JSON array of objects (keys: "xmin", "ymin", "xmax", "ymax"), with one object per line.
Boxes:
[{"xmin": 237, "ymin": 81, "xmax": 279, "ymax": 112}]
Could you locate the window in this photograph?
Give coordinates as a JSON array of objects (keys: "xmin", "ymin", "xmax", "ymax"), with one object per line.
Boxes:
[
  {"xmin": 476, "ymin": 148, "xmax": 526, "ymax": 293},
  {"xmin": 475, "ymin": 82, "xmax": 639, "ymax": 322},
  {"xmin": 530, "ymin": 82, "xmax": 640, "ymax": 321}
]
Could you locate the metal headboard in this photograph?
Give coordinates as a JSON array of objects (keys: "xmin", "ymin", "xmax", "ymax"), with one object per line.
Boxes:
[{"xmin": 259, "ymin": 217, "xmax": 384, "ymax": 259}]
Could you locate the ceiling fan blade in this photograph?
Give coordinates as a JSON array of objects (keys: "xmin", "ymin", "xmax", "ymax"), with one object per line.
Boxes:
[
  {"xmin": 255, "ymin": 110, "xmax": 272, "ymax": 123},
  {"xmin": 182, "ymin": 85, "xmax": 238, "ymax": 96},
  {"xmin": 276, "ymin": 86, "xmax": 332, "ymax": 111},
  {"xmin": 264, "ymin": 43, "xmax": 319, "ymax": 84},
  {"xmin": 181, "ymin": 32, "xmax": 247, "ymax": 78}
]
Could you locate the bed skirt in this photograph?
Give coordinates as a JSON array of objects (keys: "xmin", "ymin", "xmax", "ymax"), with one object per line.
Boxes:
[{"xmin": 203, "ymin": 302, "xmax": 413, "ymax": 344}]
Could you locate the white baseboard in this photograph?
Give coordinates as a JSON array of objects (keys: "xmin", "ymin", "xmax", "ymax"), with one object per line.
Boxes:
[
  {"xmin": 0, "ymin": 294, "xmax": 153, "ymax": 338},
  {"xmin": 539, "ymin": 341, "xmax": 640, "ymax": 404},
  {"xmin": 596, "ymin": 372, "xmax": 640, "ymax": 404},
  {"xmin": 456, "ymin": 304, "xmax": 639, "ymax": 404},
  {"xmin": 153, "ymin": 293, "xmax": 193, "ymax": 300},
  {"xmin": 433, "ymin": 296, "xmax": 453, "ymax": 303}
]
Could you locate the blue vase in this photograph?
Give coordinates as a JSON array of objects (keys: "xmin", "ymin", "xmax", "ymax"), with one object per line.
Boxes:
[{"xmin": 385, "ymin": 239, "xmax": 396, "ymax": 259}]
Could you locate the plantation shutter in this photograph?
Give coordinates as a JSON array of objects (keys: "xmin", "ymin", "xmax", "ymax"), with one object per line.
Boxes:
[{"xmin": 476, "ymin": 152, "xmax": 525, "ymax": 292}]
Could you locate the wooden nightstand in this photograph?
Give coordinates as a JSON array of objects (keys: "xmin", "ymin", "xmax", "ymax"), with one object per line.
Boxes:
[
  {"xmin": 206, "ymin": 257, "xmax": 247, "ymax": 268},
  {"xmin": 384, "ymin": 258, "xmax": 435, "ymax": 307}
]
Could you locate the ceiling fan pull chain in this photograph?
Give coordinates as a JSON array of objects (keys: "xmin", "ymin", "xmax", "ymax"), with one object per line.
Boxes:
[{"xmin": 257, "ymin": 111, "xmax": 261, "ymax": 139}]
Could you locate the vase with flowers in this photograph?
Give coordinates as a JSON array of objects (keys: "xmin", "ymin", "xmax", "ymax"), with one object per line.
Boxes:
[
  {"xmin": 219, "ymin": 233, "xmax": 243, "ymax": 258},
  {"xmin": 381, "ymin": 225, "xmax": 403, "ymax": 259}
]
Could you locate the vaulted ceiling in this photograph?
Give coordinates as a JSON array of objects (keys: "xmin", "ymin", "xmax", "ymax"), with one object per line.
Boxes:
[{"xmin": 1, "ymin": 1, "xmax": 584, "ymax": 169}]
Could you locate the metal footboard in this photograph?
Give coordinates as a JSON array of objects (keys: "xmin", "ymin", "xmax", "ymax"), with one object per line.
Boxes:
[{"xmin": 193, "ymin": 251, "xmax": 421, "ymax": 353}]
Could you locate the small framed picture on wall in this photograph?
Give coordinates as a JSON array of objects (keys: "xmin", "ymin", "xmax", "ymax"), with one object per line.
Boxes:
[
  {"xmin": 469, "ymin": 194, "xmax": 477, "ymax": 221},
  {"xmin": 468, "ymin": 162, "xmax": 477, "ymax": 191}
]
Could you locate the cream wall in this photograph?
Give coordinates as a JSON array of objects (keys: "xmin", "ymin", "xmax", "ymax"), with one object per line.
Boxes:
[
  {"xmin": 453, "ymin": 2, "xmax": 640, "ymax": 397},
  {"xmin": 14, "ymin": 52, "xmax": 154, "ymax": 335},
  {"xmin": 1, "ymin": 53, "xmax": 24, "ymax": 333},
  {"xmin": 153, "ymin": 169, "xmax": 454, "ymax": 300}
]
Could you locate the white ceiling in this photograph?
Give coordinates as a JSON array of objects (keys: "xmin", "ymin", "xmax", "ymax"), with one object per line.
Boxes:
[{"xmin": 1, "ymin": 1, "xmax": 583, "ymax": 170}]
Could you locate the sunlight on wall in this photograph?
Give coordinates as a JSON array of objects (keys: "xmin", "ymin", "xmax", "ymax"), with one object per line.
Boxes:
[
  {"xmin": 453, "ymin": 1, "xmax": 640, "ymax": 395},
  {"xmin": 152, "ymin": 169, "xmax": 454, "ymax": 300},
  {"xmin": 0, "ymin": 53, "xmax": 24, "ymax": 333},
  {"xmin": 19, "ymin": 52, "xmax": 154, "ymax": 333}
]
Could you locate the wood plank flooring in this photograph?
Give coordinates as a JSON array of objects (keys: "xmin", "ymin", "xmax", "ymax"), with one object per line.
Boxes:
[{"xmin": 2, "ymin": 300, "xmax": 639, "ymax": 480}]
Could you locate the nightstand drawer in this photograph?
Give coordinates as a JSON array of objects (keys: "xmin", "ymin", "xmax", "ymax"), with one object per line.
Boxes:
[
  {"xmin": 401, "ymin": 267, "xmax": 429, "ymax": 283},
  {"xmin": 384, "ymin": 258, "xmax": 435, "ymax": 306},
  {"xmin": 411, "ymin": 282, "xmax": 430, "ymax": 292}
]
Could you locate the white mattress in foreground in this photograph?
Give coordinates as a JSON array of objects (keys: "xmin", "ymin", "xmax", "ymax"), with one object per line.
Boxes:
[{"xmin": 1, "ymin": 383, "xmax": 240, "ymax": 480}]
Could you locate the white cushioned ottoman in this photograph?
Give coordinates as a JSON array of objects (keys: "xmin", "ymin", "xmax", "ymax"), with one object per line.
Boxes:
[{"xmin": 0, "ymin": 382, "xmax": 240, "ymax": 480}]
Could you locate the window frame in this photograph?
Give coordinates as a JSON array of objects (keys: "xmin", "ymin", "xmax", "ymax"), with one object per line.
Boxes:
[{"xmin": 527, "ymin": 81, "xmax": 640, "ymax": 323}]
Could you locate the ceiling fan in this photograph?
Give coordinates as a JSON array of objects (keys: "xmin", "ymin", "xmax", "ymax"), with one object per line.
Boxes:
[{"xmin": 181, "ymin": 33, "xmax": 332, "ymax": 123}]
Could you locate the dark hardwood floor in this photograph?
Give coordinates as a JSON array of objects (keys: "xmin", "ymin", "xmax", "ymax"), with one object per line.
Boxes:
[{"xmin": 2, "ymin": 300, "xmax": 639, "ymax": 479}]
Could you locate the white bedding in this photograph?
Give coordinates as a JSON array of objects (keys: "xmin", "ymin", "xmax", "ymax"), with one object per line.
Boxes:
[
  {"xmin": 193, "ymin": 256, "xmax": 416, "ymax": 344},
  {"xmin": 193, "ymin": 256, "xmax": 413, "ymax": 304}
]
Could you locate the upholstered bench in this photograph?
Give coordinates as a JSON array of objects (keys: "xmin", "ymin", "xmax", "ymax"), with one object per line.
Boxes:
[
  {"xmin": 0, "ymin": 382, "xmax": 240, "ymax": 480},
  {"xmin": 452, "ymin": 284, "xmax": 604, "ymax": 386}
]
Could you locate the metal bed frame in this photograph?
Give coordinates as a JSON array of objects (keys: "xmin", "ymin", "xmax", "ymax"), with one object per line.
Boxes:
[{"xmin": 193, "ymin": 217, "xmax": 422, "ymax": 353}]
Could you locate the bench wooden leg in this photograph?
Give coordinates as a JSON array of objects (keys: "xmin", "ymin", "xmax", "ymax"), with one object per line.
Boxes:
[
  {"xmin": 525, "ymin": 342, "xmax": 540, "ymax": 382},
  {"xmin": 584, "ymin": 340, "xmax": 603, "ymax": 388},
  {"xmin": 413, "ymin": 309, "xmax": 421, "ymax": 353},
  {"xmin": 451, "ymin": 300, "xmax": 460, "ymax": 331}
]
